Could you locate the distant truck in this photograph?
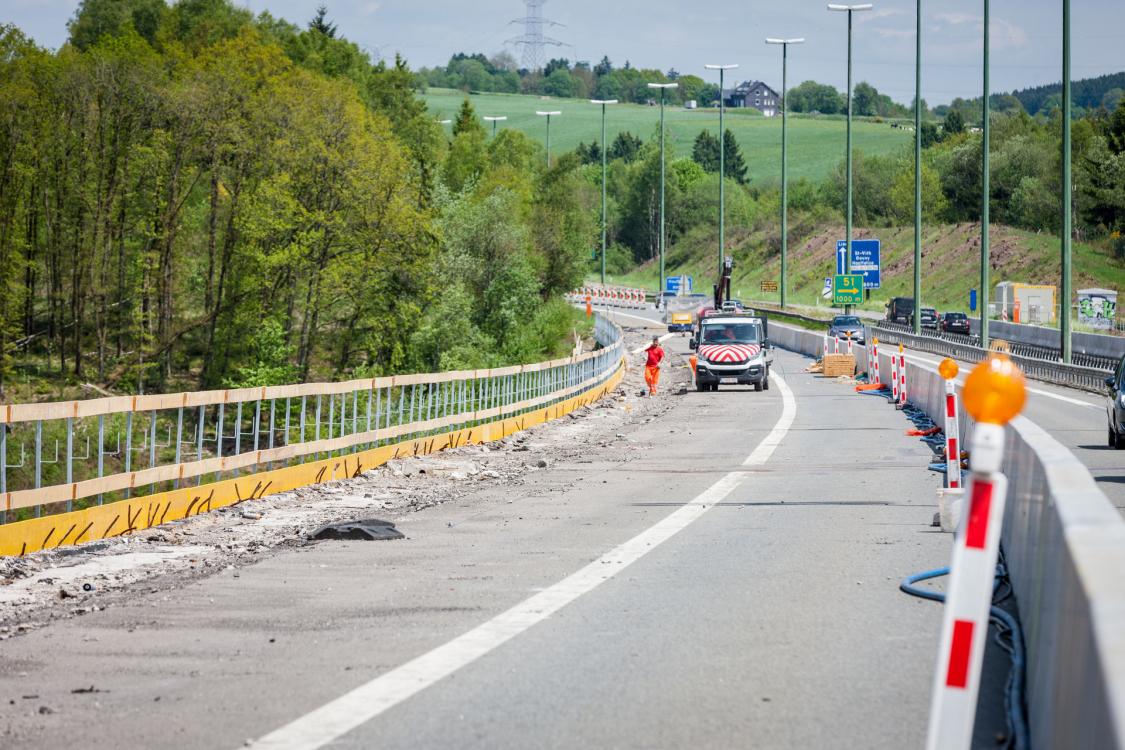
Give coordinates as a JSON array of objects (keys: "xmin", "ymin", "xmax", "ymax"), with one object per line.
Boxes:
[
  {"xmin": 666, "ymin": 311, "xmax": 694, "ymax": 332},
  {"xmin": 885, "ymin": 297, "xmax": 914, "ymax": 324},
  {"xmin": 689, "ymin": 311, "xmax": 772, "ymax": 391}
]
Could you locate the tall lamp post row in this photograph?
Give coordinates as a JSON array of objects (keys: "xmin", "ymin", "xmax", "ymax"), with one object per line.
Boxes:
[{"xmin": 443, "ymin": 3, "xmax": 1076, "ymax": 355}]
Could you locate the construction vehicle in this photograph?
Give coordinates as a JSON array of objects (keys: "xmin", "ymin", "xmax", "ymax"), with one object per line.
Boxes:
[{"xmin": 688, "ymin": 256, "xmax": 774, "ymax": 391}]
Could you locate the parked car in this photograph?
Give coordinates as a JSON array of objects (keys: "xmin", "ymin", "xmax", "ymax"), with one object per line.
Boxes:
[
  {"xmin": 827, "ymin": 315, "xmax": 865, "ymax": 345},
  {"xmin": 1107, "ymin": 355, "xmax": 1125, "ymax": 449},
  {"xmin": 920, "ymin": 307, "xmax": 938, "ymax": 330},
  {"xmin": 940, "ymin": 312, "xmax": 971, "ymax": 335},
  {"xmin": 885, "ymin": 297, "xmax": 914, "ymax": 324}
]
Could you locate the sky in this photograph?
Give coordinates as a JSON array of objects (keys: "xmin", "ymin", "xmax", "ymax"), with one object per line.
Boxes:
[{"xmin": 4, "ymin": 0, "xmax": 1122, "ymax": 106}]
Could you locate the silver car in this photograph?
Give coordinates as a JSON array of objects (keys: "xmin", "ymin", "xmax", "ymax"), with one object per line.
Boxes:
[{"xmin": 827, "ymin": 315, "xmax": 865, "ymax": 345}]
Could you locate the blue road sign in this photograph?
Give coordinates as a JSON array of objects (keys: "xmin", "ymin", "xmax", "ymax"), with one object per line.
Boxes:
[
  {"xmin": 970, "ymin": 288, "xmax": 977, "ymax": 312},
  {"xmin": 835, "ymin": 240, "xmax": 881, "ymax": 289},
  {"xmin": 665, "ymin": 275, "xmax": 693, "ymax": 294}
]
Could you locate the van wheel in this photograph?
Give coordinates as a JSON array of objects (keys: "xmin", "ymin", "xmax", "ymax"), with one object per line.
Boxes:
[
  {"xmin": 754, "ymin": 381, "xmax": 763, "ymax": 392},
  {"xmin": 697, "ymin": 381, "xmax": 708, "ymax": 392},
  {"xmin": 1111, "ymin": 426, "xmax": 1117, "ymax": 448},
  {"xmin": 763, "ymin": 377, "xmax": 770, "ymax": 391},
  {"xmin": 711, "ymin": 383, "xmax": 719, "ymax": 392}
]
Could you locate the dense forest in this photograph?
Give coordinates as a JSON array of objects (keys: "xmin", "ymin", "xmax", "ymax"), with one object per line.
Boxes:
[{"xmin": 0, "ymin": 1, "xmax": 594, "ymax": 399}]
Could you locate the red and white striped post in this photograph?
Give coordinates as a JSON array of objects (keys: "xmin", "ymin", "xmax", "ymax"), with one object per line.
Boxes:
[
  {"xmin": 870, "ymin": 337, "xmax": 881, "ymax": 386},
  {"xmin": 926, "ymin": 356, "xmax": 1026, "ymax": 750},
  {"xmin": 890, "ymin": 347, "xmax": 900, "ymax": 402},
  {"xmin": 834, "ymin": 335, "xmax": 840, "ymax": 354},
  {"xmin": 823, "ymin": 334, "xmax": 830, "ymax": 359},
  {"xmin": 939, "ymin": 358, "xmax": 961, "ymax": 490},
  {"xmin": 898, "ymin": 344, "xmax": 908, "ymax": 407}
]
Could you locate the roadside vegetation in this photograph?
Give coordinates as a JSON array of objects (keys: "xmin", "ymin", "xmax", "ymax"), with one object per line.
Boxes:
[{"xmin": 0, "ymin": 3, "xmax": 594, "ymax": 401}]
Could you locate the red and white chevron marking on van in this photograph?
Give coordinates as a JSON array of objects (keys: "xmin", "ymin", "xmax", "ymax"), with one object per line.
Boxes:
[{"xmin": 698, "ymin": 344, "xmax": 760, "ymax": 363}]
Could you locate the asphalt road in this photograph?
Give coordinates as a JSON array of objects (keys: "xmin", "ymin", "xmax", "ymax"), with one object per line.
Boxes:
[
  {"xmin": 0, "ymin": 332, "xmax": 1000, "ymax": 749},
  {"xmin": 614, "ymin": 304, "xmax": 1124, "ymax": 515}
]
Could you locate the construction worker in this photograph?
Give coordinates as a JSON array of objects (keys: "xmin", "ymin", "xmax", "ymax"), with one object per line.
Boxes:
[{"xmin": 643, "ymin": 336, "xmax": 665, "ymax": 396}]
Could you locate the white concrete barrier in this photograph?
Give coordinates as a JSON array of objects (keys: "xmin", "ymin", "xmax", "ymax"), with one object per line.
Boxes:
[{"xmin": 769, "ymin": 320, "xmax": 1125, "ymax": 749}]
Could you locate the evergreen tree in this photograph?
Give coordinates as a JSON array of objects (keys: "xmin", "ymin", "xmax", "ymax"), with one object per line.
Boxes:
[
  {"xmin": 692, "ymin": 130, "xmax": 720, "ymax": 172},
  {"xmin": 453, "ymin": 97, "xmax": 482, "ymax": 137},
  {"xmin": 722, "ymin": 129, "xmax": 747, "ymax": 184},
  {"xmin": 609, "ymin": 131, "xmax": 642, "ymax": 163},
  {"xmin": 309, "ymin": 5, "xmax": 337, "ymax": 37},
  {"xmin": 943, "ymin": 109, "xmax": 965, "ymax": 136}
]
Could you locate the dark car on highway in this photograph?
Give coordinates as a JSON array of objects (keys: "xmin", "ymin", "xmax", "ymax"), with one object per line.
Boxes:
[
  {"xmin": 1107, "ymin": 356, "xmax": 1125, "ymax": 449},
  {"xmin": 828, "ymin": 315, "xmax": 865, "ymax": 345},
  {"xmin": 940, "ymin": 312, "xmax": 971, "ymax": 335}
]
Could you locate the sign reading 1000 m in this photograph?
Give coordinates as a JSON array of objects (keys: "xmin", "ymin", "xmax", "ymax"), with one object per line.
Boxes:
[{"xmin": 833, "ymin": 274, "xmax": 864, "ymax": 305}]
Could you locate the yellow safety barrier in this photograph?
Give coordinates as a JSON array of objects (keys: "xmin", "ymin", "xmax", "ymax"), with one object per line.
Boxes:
[{"xmin": 0, "ymin": 363, "xmax": 624, "ymax": 557}]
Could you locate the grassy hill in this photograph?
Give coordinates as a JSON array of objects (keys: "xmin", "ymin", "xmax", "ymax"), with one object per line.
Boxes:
[
  {"xmin": 423, "ymin": 88, "xmax": 912, "ymax": 186},
  {"xmin": 601, "ymin": 221, "xmax": 1125, "ymax": 317}
]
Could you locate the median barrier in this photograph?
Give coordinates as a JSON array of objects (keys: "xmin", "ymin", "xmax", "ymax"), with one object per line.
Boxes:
[
  {"xmin": 0, "ymin": 315, "xmax": 626, "ymax": 555},
  {"xmin": 769, "ymin": 320, "xmax": 1125, "ymax": 748}
]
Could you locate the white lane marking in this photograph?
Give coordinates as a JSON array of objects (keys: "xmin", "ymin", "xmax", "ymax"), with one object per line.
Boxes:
[
  {"xmin": 630, "ymin": 332, "xmax": 676, "ymax": 355},
  {"xmin": 900, "ymin": 350, "xmax": 1100, "ymax": 410},
  {"xmin": 248, "ymin": 370, "xmax": 798, "ymax": 750},
  {"xmin": 605, "ymin": 309, "xmax": 664, "ymax": 327}
]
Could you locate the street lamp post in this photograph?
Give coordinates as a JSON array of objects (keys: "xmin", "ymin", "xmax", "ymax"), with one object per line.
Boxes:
[
  {"xmin": 828, "ymin": 4, "xmax": 873, "ymax": 315},
  {"xmin": 913, "ymin": 0, "xmax": 922, "ymax": 334},
  {"xmin": 1061, "ymin": 0, "xmax": 1072, "ymax": 362},
  {"xmin": 647, "ymin": 83, "xmax": 678, "ymax": 300},
  {"xmin": 766, "ymin": 38, "xmax": 805, "ymax": 309},
  {"xmin": 536, "ymin": 110, "xmax": 561, "ymax": 167},
  {"xmin": 980, "ymin": 0, "xmax": 991, "ymax": 349},
  {"xmin": 590, "ymin": 99, "xmax": 618, "ymax": 285},
  {"xmin": 483, "ymin": 115, "xmax": 507, "ymax": 138},
  {"xmin": 705, "ymin": 64, "xmax": 739, "ymax": 277}
]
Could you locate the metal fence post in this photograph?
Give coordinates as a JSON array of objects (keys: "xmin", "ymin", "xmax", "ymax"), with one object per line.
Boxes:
[
  {"xmin": 196, "ymin": 406, "xmax": 204, "ymax": 486},
  {"xmin": 174, "ymin": 407, "xmax": 183, "ymax": 489},
  {"xmin": 0, "ymin": 424, "xmax": 6, "ymax": 523}
]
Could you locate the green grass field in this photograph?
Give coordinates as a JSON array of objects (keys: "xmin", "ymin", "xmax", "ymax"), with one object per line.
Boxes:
[{"xmin": 423, "ymin": 88, "xmax": 912, "ymax": 186}]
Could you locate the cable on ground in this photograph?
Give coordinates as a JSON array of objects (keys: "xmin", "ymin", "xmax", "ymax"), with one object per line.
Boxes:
[{"xmin": 899, "ymin": 555, "xmax": 1029, "ymax": 750}]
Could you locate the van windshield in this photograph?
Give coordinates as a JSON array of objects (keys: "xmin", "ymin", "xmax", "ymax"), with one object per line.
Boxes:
[{"xmin": 701, "ymin": 323, "xmax": 760, "ymax": 344}]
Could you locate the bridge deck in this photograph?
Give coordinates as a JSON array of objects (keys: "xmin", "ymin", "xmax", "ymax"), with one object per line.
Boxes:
[{"xmin": 0, "ymin": 343, "xmax": 1006, "ymax": 748}]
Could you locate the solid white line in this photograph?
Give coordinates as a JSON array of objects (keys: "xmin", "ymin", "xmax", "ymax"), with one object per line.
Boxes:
[
  {"xmin": 248, "ymin": 370, "xmax": 797, "ymax": 750},
  {"xmin": 630, "ymin": 332, "xmax": 677, "ymax": 355}
]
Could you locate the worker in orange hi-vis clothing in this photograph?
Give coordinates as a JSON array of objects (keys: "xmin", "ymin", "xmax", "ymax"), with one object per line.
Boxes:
[{"xmin": 643, "ymin": 336, "xmax": 665, "ymax": 396}]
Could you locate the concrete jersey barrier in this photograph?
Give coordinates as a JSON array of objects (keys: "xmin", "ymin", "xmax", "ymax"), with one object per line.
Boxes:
[{"xmin": 768, "ymin": 320, "xmax": 1125, "ymax": 748}]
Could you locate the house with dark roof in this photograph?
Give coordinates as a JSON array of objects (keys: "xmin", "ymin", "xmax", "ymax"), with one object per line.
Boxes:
[{"xmin": 723, "ymin": 81, "xmax": 781, "ymax": 116}]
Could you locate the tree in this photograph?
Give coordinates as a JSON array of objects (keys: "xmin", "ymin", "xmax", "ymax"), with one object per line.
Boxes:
[
  {"xmin": 543, "ymin": 58, "xmax": 570, "ymax": 77},
  {"xmin": 542, "ymin": 68, "xmax": 574, "ymax": 98},
  {"xmin": 453, "ymin": 97, "xmax": 481, "ymax": 137},
  {"xmin": 610, "ymin": 131, "xmax": 643, "ymax": 163},
  {"xmin": 594, "ymin": 56, "xmax": 612, "ymax": 77},
  {"xmin": 787, "ymin": 80, "xmax": 843, "ymax": 114},
  {"xmin": 68, "ymin": 0, "xmax": 166, "ymax": 49},
  {"xmin": 853, "ymin": 81, "xmax": 878, "ymax": 117},
  {"xmin": 308, "ymin": 5, "xmax": 336, "ymax": 37},
  {"xmin": 1109, "ymin": 97, "xmax": 1125, "ymax": 154},
  {"xmin": 692, "ymin": 130, "xmax": 720, "ymax": 172},
  {"xmin": 722, "ymin": 129, "xmax": 747, "ymax": 184},
  {"xmin": 943, "ymin": 109, "xmax": 965, "ymax": 136}
]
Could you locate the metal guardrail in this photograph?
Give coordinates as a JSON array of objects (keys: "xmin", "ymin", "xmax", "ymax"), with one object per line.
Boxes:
[
  {"xmin": 877, "ymin": 320, "xmax": 1118, "ymax": 371},
  {"xmin": 869, "ymin": 324, "xmax": 1111, "ymax": 393},
  {"xmin": 0, "ymin": 314, "xmax": 624, "ymax": 528}
]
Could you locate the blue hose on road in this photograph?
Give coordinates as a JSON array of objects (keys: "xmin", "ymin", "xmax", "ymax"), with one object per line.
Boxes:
[{"xmin": 899, "ymin": 564, "xmax": 1029, "ymax": 750}]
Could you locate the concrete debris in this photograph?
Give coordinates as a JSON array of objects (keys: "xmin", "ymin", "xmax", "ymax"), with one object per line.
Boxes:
[{"xmin": 0, "ymin": 322, "xmax": 689, "ymax": 636}]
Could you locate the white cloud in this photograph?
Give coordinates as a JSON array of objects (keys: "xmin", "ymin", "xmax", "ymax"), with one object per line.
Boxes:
[{"xmin": 929, "ymin": 12, "xmax": 1028, "ymax": 50}]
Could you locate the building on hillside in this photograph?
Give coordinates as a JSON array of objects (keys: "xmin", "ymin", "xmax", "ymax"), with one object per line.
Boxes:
[{"xmin": 723, "ymin": 81, "xmax": 781, "ymax": 116}]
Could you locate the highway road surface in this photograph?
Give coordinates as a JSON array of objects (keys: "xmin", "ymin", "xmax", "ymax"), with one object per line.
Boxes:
[
  {"xmin": 0, "ymin": 329, "xmax": 1007, "ymax": 749},
  {"xmin": 614, "ymin": 304, "xmax": 1124, "ymax": 516}
]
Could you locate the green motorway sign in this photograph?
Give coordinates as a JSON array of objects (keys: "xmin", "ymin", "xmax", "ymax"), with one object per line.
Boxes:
[{"xmin": 833, "ymin": 274, "xmax": 863, "ymax": 305}]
